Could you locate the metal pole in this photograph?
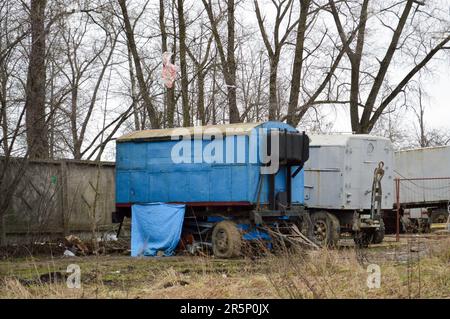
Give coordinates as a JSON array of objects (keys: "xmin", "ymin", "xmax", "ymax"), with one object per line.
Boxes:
[{"xmin": 395, "ymin": 178, "xmax": 400, "ymax": 242}]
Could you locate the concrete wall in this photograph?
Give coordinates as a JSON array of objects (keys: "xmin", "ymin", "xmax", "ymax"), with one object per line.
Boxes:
[{"xmin": 0, "ymin": 158, "xmax": 115, "ymax": 244}]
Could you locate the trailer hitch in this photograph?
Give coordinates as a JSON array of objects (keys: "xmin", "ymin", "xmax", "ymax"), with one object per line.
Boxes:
[{"xmin": 370, "ymin": 161, "xmax": 385, "ymax": 220}]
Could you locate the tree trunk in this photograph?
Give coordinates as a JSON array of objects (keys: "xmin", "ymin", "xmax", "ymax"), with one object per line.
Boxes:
[
  {"xmin": 118, "ymin": 0, "xmax": 160, "ymax": 129},
  {"xmin": 25, "ymin": 0, "xmax": 49, "ymax": 159},
  {"xmin": 417, "ymin": 87, "xmax": 426, "ymax": 147},
  {"xmin": 0, "ymin": 11, "xmax": 7, "ymax": 155},
  {"xmin": 268, "ymin": 58, "xmax": 279, "ymax": 121},
  {"xmin": 70, "ymin": 83, "xmax": 81, "ymax": 159},
  {"xmin": 286, "ymin": 0, "xmax": 310, "ymax": 126},
  {"xmin": 197, "ymin": 70, "xmax": 206, "ymax": 125},
  {"xmin": 177, "ymin": 0, "xmax": 190, "ymax": 127},
  {"xmin": 48, "ymin": 63, "xmax": 55, "ymax": 158},
  {"xmin": 201, "ymin": 0, "xmax": 239, "ymax": 123},
  {"xmin": 127, "ymin": 45, "xmax": 140, "ymax": 131},
  {"xmin": 226, "ymin": 0, "xmax": 239, "ymax": 123},
  {"xmin": 211, "ymin": 60, "xmax": 217, "ymax": 124},
  {"xmin": 359, "ymin": 0, "xmax": 413, "ymax": 132},
  {"xmin": 349, "ymin": 61, "xmax": 361, "ymax": 133},
  {"xmin": 160, "ymin": 0, "xmax": 175, "ymax": 128},
  {"xmin": 0, "ymin": 70, "xmax": 8, "ymax": 154},
  {"xmin": 330, "ymin": 0, "xmax": 370, "ymax": 133},
  {"xmin": 351, "ymin": 0, "xmax": 369, "ymax": 133}
]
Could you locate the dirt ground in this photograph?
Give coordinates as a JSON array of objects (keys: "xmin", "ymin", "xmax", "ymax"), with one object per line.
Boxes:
[{"xmin": 0, "ymin": 234, "xmax": 449, "ymax": 299}]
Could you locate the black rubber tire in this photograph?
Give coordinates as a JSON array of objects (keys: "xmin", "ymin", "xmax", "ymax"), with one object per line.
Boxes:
[
  {"xmin": 372, "ymin": 220, "xmax": 385, "ymax": 244},
  {"xmin": 212, "ymin": 221, "xmax": 242, "ymax": 258},
  {"xmin": 354, "ymin": 231, "xmax": 373, "ymax": 248},
  {"xmin": 310, "ymin": 211, "xmax": 340, "ymax": 247}
]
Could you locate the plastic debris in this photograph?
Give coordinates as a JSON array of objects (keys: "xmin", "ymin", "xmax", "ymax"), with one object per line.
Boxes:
[
  {"xmin": 63, "ymin": 249, "xmax": 76, "ymax": 257},
  {"xmin": 103, "ymin": 233, "xmax": 118, "ymax": 242},
  {"xmin": 64, "ymin": 235, "xmax": 89, "ymax": 255},
  {"xmin": 161, "ymin": 52, "xmax": 177, "ymax": 88}
]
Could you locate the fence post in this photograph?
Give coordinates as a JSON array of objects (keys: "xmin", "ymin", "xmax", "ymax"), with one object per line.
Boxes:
[{"xmin": 395, "ymin": 178, "xmax": 400, "ymax": 242}]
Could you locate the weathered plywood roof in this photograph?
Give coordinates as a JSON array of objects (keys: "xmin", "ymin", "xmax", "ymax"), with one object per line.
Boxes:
[{"xmin": 117, "ymin": 122, "xmax": 263, "ymax": 142}]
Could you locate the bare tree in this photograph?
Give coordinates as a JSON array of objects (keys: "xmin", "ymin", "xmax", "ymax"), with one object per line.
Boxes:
[
  {"xmin": 159, "ymin": 0, "xmax": 176, "ymax": 128},
  {"xmin": 329, "ymin": 0, "xmax": 450, "ymax": 133},
  {"xmin": 413, "ymin": 86, "xmax": 427, "ymax": 147},
  {"xmin": 186, "ymin": 29, "xmax": 213, "ymax": 125},
  {"xmin": 236, "ymin": 42, "xmax": 268, "ymax": 122},
  {"xmin": 286, "ymin": 0, "xmax": 310, "ymax": 125},
  {"xmin": 2, "ymin": 0, "xmax": 450, "ymax": 166},
  {"xmin": 254, "ymin": 0, "xmax": 300, "ymax": 120},
  {"xmin": 58, "ymin": 13, "xmax": 118, "ymax": 159},
  {"xmin": 409, "ymin": 85, "xmax": 450, "ymax": 147},
  {"xmin": 176, "ymin": 0, "xmax": 190, "ymax": 126},
  {"xmin": 25, "ymin": 0, "xmax": 49, "ymax": 159},
  {"xmin": 118, "ymin": 0, "xmax": 160, "ymax": 129},
  {"xmin": 282, "ymin": 1, "xmax": 353, "ymax": 127},
  {"xmin": 202, "ymin": 0, "xmax": 240, "ymax": 123},
  {"xmin": 0, "ymin": 1, "xmax": 29, "ymax": 155}
]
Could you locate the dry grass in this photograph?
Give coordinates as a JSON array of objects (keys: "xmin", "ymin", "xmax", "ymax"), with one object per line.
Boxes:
[{"xmin": 0, "ymin": 236, "xmax": 449, "ymax": 299}]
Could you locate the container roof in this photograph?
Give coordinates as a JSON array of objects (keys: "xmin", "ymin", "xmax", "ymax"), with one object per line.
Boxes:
[
  {"xmin": 395, "ymin": 145, "xmax": 450, "ymax": 153},
  {"xmin": 309, "ymin": 134, "xmax": 390, "ymax": 146},
  {"xmin": 117, "ymin": 122, "xmax": 264, "ymax": 142}
]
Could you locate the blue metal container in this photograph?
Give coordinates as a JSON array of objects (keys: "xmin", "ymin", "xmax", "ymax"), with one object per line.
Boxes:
[{"xmin": 115, "ymin": 122, "xmax": 304, "ymax": 206}]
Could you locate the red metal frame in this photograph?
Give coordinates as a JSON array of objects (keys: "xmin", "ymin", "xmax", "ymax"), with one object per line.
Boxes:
[
  {"xmin": 116, "ymin": 201, "xmax": 253, "ymax": 208},
  {"xmin": 395, "ymin": 178, "xmax": 400, "ymax": 242}
]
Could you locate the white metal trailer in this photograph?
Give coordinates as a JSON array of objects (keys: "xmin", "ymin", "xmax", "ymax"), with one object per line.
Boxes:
[
  {"xmin": 394, "ymin": 146, "xmax": 450, "ymax": 224},
  {"xmin": 395, "ymin": 146, "xmax": 450, "ymax": 203},
  {"xmin": 303, "ymin": 134, "xmax": 395, "ymax": 245},
  {"xmin": 304, "ymin": 134, "xmax": 395, "ymax": 211}
]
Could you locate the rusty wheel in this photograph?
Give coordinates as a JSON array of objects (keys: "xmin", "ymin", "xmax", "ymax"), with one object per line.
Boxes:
[
  {"xmin": 310, "ymin": 211, "xmax": 340, "ymax": 247},
  {"xmin": 212, "ymin": 221, "xmax": 241, "ymax": 258},
  {"xmin": 354, "ymin": 230, "xmax": 373, "ymax": 248}
]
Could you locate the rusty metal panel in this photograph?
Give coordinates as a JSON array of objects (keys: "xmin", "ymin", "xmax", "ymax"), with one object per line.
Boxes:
[{"xmin": 304, "ymin": 135, "xmax": 395, "ymax": 211}]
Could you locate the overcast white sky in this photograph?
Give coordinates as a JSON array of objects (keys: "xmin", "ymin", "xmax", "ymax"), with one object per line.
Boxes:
[
  {"xmin": 331, "ymin": 62, "xmax": 450, "ymax": 132},
  {"xmin": 238, "ymin": 0, "xmax": 450, "ymax": 134},
  {"xmin": 424, "ymin": 63, "xmax": 450, "ymax": 128}
]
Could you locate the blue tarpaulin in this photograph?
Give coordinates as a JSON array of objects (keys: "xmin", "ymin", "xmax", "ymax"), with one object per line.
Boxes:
[{"xmin": 131, "ymin": 203, "xmax": 185, "ymax": 257}]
